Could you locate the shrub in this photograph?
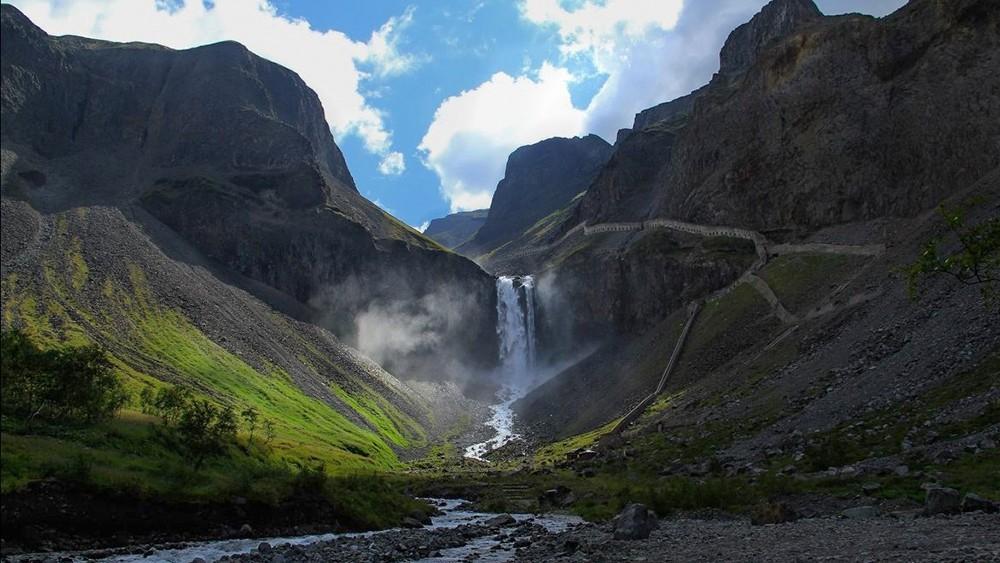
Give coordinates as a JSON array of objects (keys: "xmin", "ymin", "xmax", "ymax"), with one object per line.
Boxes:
[
  {"xmin": 139, "ymin": 385, "xmax": 193, "ymax": 424},
  {"xmin": 0, "ymin": 330, "xmax": 127, "ymax": 428},
  {"xmin": 175, "ymin": 400, "xmax": 239, "ymax": 470}
]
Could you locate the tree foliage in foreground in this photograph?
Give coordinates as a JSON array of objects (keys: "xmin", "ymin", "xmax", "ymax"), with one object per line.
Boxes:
[
  {"xmin": 904, "ymin": 200, "xmax": 1000, "ymax": 307},
  {"xmin": 0, "ymin": 330, "xmax": 127, "ymax": 427},
  {"xmin": 140, "ymin": 385, "xmax": 275, "ymax": 469}
]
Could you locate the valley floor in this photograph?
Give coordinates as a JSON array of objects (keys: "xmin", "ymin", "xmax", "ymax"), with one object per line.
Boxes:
[
  {"xmin": 191, "ymin": 511, "xmax": 1000, "ymax": 562},
  {"xmin": 512, "ymin": 513, "xmax": 1000, "ymax": 562}
]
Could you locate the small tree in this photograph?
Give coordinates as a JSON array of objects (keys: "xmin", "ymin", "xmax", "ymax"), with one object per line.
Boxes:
[
  {"xmin": 904, "ymin": 201, "xmax": 1000, "ymax": 306},
  {"xmin": 175, "ymin": 399, "xmax": 238, "ymax": 470},
  {"xmin": 241, "ymin": 406, "xmax": 259, "ymax": 443},
  {"xmin": 140, "ymin": 385, "xmax": 193, "ymax": 425},
  {"xmin": 262, "ymin": 419, "xmax": 276, "ymax": 447}
]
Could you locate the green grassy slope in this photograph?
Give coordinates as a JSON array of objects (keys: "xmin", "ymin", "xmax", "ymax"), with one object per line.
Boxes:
[{"xmin": 1, "ymin": 205, "xmax": 433, "ymax": 497}]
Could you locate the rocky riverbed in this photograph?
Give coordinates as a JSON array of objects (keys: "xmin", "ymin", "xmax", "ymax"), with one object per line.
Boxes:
[
  {"xmin": 8, "ymin": 497, "xmax": 1000, "ymax": 562},
  {"xmin": 235, "ymin": 511, "xmax": 1000, "ymax": 563}
]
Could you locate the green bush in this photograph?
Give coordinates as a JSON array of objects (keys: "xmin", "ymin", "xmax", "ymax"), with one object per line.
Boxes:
[
  {"xmin": 1, "ymin": 330, "xmax": 127, "ymax": 428},
  {"xmin": 140, "ymin": 383, "xmax": 264, "ymax": 469}
]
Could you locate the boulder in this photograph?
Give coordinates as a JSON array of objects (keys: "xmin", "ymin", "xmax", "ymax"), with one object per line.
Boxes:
[
  {"xmin": 541, "ymin": 486, "xmax": 575, "ymax": 507},
  {"xmin": 925, "ymin": 486, "xmax": 962, "ymax": 515},
  {"xmin": 409, "ymin": 509, "xmax": 432, "ymax": 525},
  {"xmin": 485, "ymin": 514, "xmax": 517, "ymax": 528},
  {"xmin": 401, "ymin": 517, "xmax": 424, "ymax": 529},
  {"xmin": 257, "ymin": 542, "xmax": 272, "ymax": 554},
  {"xmin": 961, "ymin": 493, "xmax": 999, "ymax": 514},
  {"xmin": 612, "ymin": 503, "xmax": 658, "ymax": 540},
  {"xmin": 238, "ymin": 524, "xmax": 253, "ymax": 536}
]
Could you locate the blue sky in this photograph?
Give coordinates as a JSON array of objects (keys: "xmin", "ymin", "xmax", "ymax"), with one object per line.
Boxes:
[{"xmin": 11, "ymin": 0, "xmax": 906, "ymax": 230}]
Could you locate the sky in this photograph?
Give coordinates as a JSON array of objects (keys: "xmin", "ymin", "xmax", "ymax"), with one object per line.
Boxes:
[{"xmin": 9, "ymin": 0, "xmax": 907, "ymax": 230}]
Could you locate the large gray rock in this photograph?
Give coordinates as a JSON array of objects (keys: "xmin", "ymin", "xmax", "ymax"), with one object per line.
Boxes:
[
  {"xmin": 612, "ymin": 503, "xmax": 659, "ymax": 540},
  {"xmin": 925, "ymin": 486, "xmax": 962, "ymax": 515},
  {"xmin": 961, "ymin": 493, "xmax": 999, "ymax": 514},
  {"xmin": 485, "ymin": 514, "xmax": 517, "ymax": 528}
]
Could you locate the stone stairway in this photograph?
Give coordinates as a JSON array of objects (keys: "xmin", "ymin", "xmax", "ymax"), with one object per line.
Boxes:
[{"xmin": 611, "ymin": 301, "xmax": 702, "ymax": 435}]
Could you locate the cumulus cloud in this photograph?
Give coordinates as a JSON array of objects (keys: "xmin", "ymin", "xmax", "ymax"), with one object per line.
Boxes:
[
  {"xmin": 418, "ymin": 221, "xmax": 430, "ymax": 233},
  {"xmin": 522, "ymin": 0, "xmax": 683, "ymax": 56},
  {"xmin": 361, "ymin": 6, "xmax": 430, "ymax": 79},
  {"xmin": 419, "ymin": 63, "xmax": 586, "ymax": 212},
  {"xmin": 9, "ymin": 0, "xmax": 418, "ymax": 173},
  {"xmin": 377, "ymin": 151, "xmax": 406, "ymax": 175}
]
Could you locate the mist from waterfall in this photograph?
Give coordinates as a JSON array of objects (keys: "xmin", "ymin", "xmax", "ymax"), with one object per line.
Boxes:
[{"xmin": 464, "ymin": 275, "xmax": 536, "ymax": 460}]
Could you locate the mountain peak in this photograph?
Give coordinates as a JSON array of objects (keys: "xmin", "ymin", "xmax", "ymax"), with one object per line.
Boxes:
[{"xmin": 719, "ymin": 0, "xmax": 823, "ymax": 75}]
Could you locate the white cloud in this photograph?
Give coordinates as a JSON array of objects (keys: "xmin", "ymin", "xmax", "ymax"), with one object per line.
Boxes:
[
  {"xmin": 419, "ymin": 63, "xmax": 586, "ymax": 212},
  {"xmin": 522, "ymin": 0, "xmax": 683, "ymax": 56},
  {"xmin": 377, "ymin": 151, "xmax": 406, "ymax": 175},
  {"xmin": 9, "ymin": 0, "xmax": 416, "ymax": 172},
  {"xmin": 361, "ymin": 6, "xmax": 429, "ymax": 79},
  {"xmin": 418, "ymin": 221, "xmax": 430, "ymax": 233}
]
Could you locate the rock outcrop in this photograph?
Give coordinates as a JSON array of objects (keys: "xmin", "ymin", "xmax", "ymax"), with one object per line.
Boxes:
[
  {"xmin": 0, "ymin": 4, "xmax": 498, "ymax": 380},
  {"xmin": 459, "ymin": 135, "xmax": 612, "ymax": 257},
  {"xmin": 718, "ymin": 0, "xmax": 822, "ymax": 76},
  {"xmin": 423, "ymin": 209, "xmax": 488, "ymax": 249}
]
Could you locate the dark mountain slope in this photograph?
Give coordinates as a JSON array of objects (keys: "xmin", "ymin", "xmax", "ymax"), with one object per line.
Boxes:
[
  {"xmin": 0, "ymin": 4, "xmax": 498, "ymax": 377},
  {"xmin": 423, "ymin": 209, "xmax": 488, "ymax": 249},
  {"xmin": 504, "ymin": 0, "xmax": 1000, "ymax": 447},
  {"xmin": 459, "ymin": 135, "xmax": 612, "ymax": 258}
]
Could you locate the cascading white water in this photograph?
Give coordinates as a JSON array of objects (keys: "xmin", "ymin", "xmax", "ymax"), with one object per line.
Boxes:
[
  {"xmin": 464, "ymin": 275, "xmax": 536, "ymax": 460},
  {"xmin": 495, "ymin": 275, "xmax": 535, "ymax": 384}
]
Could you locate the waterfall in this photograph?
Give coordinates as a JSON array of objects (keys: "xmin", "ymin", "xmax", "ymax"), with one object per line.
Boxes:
[
  {"xmin": 464, "ymin": 274, "xmax": 537, "ymax": 460},
  {"xmin": 495, "ymin": 275, "xmax": 536, "ymax": 385}
]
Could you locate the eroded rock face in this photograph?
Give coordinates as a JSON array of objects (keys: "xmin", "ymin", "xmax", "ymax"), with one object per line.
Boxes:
[
  {"xmin": 575, "ymin": 0, "xmax": 1000, "ymax": 231},
  {"xmin": 718, "ymin": 0, "xmax": 823, "ymax": 76},
  {"xmin": 460, "ymin": 135, "xmax": 612, "ymax": 256},
  {"xmin": 0, "ymin": 5, "xmax": 498, "ymax": 378}
]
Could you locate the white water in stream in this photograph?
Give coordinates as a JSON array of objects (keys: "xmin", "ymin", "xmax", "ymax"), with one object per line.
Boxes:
[
  {"xmin": 464, "ymin": 275, "xmax": 536, "ymax": 460},
  {"xmin": 15, "ymin": 499, "xmax": 583, "ymax": 563}
]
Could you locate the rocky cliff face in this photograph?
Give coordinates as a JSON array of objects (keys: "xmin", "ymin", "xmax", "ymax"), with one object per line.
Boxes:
[
  {"xmin": 0, "ymin": 4, "xmax": 497, "ymax": 380},
  {"xmin": 423, "ymin": 209, "xmax": 488, "ymax": 249},
  {"xmin": 718, "ymin": 0, "xmax": 822, "ymax": 76},
  {"xmin": 575, "ymin": 0, "xmax": 1000, "ymax": 231},
  {"xmin": 460, "ymin": 135, "xmax": 612, "ymax": 257}
]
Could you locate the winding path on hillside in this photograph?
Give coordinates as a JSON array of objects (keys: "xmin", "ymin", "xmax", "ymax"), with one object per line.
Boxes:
[{"xmin": 508, "ymin": 216, "xmax": 887, "ymax": 435}]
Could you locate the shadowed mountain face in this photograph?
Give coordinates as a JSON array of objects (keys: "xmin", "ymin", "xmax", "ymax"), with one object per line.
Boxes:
[
  {"xmin": 0, "ymin": 4, "xmax": 498, "ymax": 380},
  {"xmin": 458, "ymin": 135, "xmax": 612, "ymax": 257},
  {"xmin": 423, "ymin": 209, "xmax": 488, "ymax": 249},
  {"xmin": 574, "ymin": 0, "xmax": 1000, "ymax": 231},
  {"xmin": 499, "ymin": 0, "xmax": 1000, "ymax": 439}
]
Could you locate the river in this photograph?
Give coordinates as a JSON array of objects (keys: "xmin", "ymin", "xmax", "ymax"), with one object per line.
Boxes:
[{"xmin": 10, "ymin": 499, "xmax": 583, "ymax": 563}]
